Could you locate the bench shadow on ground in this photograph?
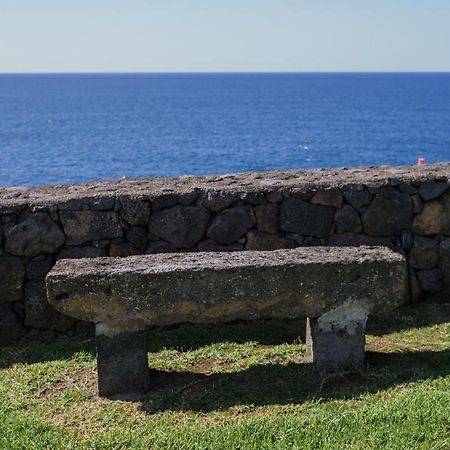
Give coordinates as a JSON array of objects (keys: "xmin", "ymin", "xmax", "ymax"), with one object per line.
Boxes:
[{"xmin": 139, "ymin": 348, "xmax": 450, "ymax": 413}]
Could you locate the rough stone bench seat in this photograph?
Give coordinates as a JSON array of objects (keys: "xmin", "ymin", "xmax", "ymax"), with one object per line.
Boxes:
[{"xmin": 46, "ymin": 247, "xmax": 407, "ymax": 398}]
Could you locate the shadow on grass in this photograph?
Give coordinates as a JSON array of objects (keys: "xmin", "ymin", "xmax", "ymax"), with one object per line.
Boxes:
[{"xmin": 140, "ymin": 349, "xmax": 450, "ymax": 413}]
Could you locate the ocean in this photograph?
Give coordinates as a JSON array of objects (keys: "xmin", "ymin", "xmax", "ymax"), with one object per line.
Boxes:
[{"xmin": 0, "ymin": 73, "xmax": 449, "ymax": 187}]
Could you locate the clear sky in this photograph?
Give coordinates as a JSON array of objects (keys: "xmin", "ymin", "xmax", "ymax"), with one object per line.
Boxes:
[{"xmin": 1, "ymin": 0, "xmax": 449, "ymax": 73}]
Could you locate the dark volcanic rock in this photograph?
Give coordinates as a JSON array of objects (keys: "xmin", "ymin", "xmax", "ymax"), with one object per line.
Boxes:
[
  {"xmin": 310, "ymin": 189, "xmax": 343, "ymax": 208},
  {"xmin": 362, "ymin": 188, "xmax": 412, "ymax": 236},
  {"xmin": 60, "ymin": 211, "xmax": 122, "ymax": 245},
  {"xmin": 27, "ymin": 256, "xmax": 54, "ymax": 281},
  {"xmin": 119, "ymin": 198, "xmax": 151, "ymax": 226},
  {"xmin": 416, "ymin": 268, "xmax": 443, "ymax": 293},
  {"xmin": 202, "ymin": 192, "xmax": 239, "ymax": 212},
  {"xmin": 408, "ymin": 236, "xmax": 438, "ymax": 270},
  {"xmin": 149, "ymin": 204, "xmax": 210, "ymax": 248},
  {"xmin": 0, "ymin": 304, "xmax": 27, "ymax": 346},
  {"xmin": 5, "ymin": 213, "xmax": 65, "ymax": 256},
  {"xmin": 254, "ymin": 204, "xmax": 278, "ymax": 234},
  {"xmin": 342, "ymin": 186, "xmax": 371, "ymax": 210},
  {"xmin": 125, "ymin": 226, "xmax": 149, "ymax": 251},
  {"xmin": 0, "ymin": 256, "xmax": 25, "ymax": 303},
  {"xmin": 24, "ymin": 281, "xmax": 73, "ymax": 331},
  {"xmin": 207, "ymin": 205, "xmax": 255, "ymax": 245},
  {"xmin": 279, "ymin": 197, "xmax": 334, "ymax": 238},
  {"xmin": 335, "ymin": 205, "xmax": 362, "ymax": 233},
  {"xmin": 418, "ymin": 181, "xmax": 449, "ymax": 201},
  {"xmin": 246, "ymin": 231, "xmax": 295, "ymax": 251}
]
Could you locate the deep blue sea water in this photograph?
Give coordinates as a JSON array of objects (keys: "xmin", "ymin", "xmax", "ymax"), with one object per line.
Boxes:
[{"xmin": 0, "ymin": 73, "xmax": 449, "ymax": 187}]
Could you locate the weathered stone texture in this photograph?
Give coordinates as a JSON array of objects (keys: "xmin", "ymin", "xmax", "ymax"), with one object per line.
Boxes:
[
  {"xmin": 0, "ymin": 256, "xmax": 25, "ymax": 303},
  {"xmin": 124, "ymin": 226, "xmax": 149, "ymax": 251},
  {"xmin": 119, "ymin": 198, "xmax": 151, "ymax": 225},
  {"xmin": 254, "ymin": 204, "xmax": 278, "ymax": 234},
  {"xmin": 342, "ymin": 186, "xmax": 371, "ymax": 210},
  {"xmin": 408, "ymin": 236, "xmax": 438, "ymax": 270},
  {"xmin": 417, "ymin": 268, "xmax": 443, "ymax": 293},
  {"xmin": 60, "ymin": 211, "xmax": 122, "ymax": 245},
  {"xmin": 412, "ymin": 193, "xmax": 450, "ymax": 235},
  {"xmin": 311, "ymin": 189, "xmax": 343, "ymax": 208},
  {"xmin": 335, "ymin": 205, "xmax": 362, "ymax": 233},
  {"xmin": 47, "ymin": 247, "xmax": 407, "ymax": 328},
  {"xmin": 362, "ymin": 188, "xmax": 411, "ymax": 236},
  {"xmin": 5, "ymin": 213, "xmax": 64, "ymax": 256},
  {"xmin": 418, "ymin": 181, "xmax": 448, "ymax": 201},
  {"xmin": 279, "ymin": 197, "xmax": 334, "ymax": 238},
  {"xmin": 149, "ymin": 204, "xmax": 210, "ymax": 248},
  {"xmin": 207, "ymin": 205, "xmax": 255, "ymax": 244}
]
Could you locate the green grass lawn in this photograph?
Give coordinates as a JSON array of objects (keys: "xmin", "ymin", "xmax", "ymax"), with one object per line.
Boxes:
[{"xmin": 0, "ymin": 303, "xmax": 449, "ymax": 450}]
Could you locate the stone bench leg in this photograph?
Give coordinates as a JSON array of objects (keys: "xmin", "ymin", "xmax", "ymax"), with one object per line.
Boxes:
[
  {"xmin": 306, "ymin": 302, "xmax": 368, "ymax": 373},
  {"xmin": 95, "ymin": 325, "xmax": 151, "ymax": 399}
]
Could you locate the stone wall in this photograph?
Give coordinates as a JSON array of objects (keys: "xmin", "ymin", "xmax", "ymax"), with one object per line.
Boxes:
[{"xmin": 1, "ymin": 164, "xmax": 450, "ymax": 345}]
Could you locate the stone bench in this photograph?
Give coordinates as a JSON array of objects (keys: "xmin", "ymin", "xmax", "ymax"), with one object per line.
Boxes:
[{"xmin": 46, "ymin": 246, "xmax": 407, "ymax": 398}]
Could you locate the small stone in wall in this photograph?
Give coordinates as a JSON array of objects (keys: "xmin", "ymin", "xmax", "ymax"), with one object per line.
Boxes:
[
  {"xmin": 246, "ymin": 231, "xmax": 295, "ymax": 251},
  {"xmin": 311, "ymin": 189, "xmax": 343, "ymax": 208},
  {"xmin": 89, "ymin": 197, "xmax": 115, "ymax": 211},
  {"xmin": 151, "ymin": 194, "xmax": 178, "ymax": 211},
  {"xmin": 202, "ymin": 192, "xmax": 239, "ymax": 212},
  {"xmin": 119, "ymin": 198, "xmax": 151, "ymax": 225},
  {"xmin": 5, "ymin": 213, "xmax": 65, "ymax": 256},
  {"xmin": 207, "ymin": 205, "xmax": 256, "ymax": 245},
  {"xmin": 418, "ymin": 181, "xmax": 449, "ymax": 201},
  {"xmin": 254, "ymin": 204, "xmax": 278, "ymax": 234},
  {"xmin": 60, "ymin": 210, "xmax": 122, "ymax": 245},
  {"xmin": 149, "ymin": 204, "xmax": 211, "ymax": 248},
  {"xmin": 0, "ymin": 256, "xmax": 25, "ymax": 303},
  {"xmin": 335, "ymin": 205, "xmax": 362, "ymax": 233},
  {"xmin": 279, "ymin": 197, "xmax": 334, "ymax": 238},
  {"xmin": 342, "ymin": 186, "xmax": 371, "ymax": 210},
  {"xmin": 362, "ymin": 187, "xmax": 411, "ymax": 236},
  {"xmin": 408, "ymin": 236, "xmax": 438, "ymax": 270}
]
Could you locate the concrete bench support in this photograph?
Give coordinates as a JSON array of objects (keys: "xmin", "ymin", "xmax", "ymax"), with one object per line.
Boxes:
[
  {"xmin": 306, "ymin": 313, "xmax": 367, "ymax": 372},
  {"xmin": 96, "ymin": 326, "xmax": 150, "ymax": 398},
  {"xmin": 46, "ymin": 247, "xmax": 407, "ymax": 398}
]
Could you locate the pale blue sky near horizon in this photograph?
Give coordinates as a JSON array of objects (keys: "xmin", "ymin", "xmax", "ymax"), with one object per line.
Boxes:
[{"xmin": 0, "ymin": 0, "xmax": 449, "ymax": 73}]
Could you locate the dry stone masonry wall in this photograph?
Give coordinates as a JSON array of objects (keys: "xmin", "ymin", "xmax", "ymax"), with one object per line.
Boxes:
[{"xmin": 1, "ymin": 163, "xmax": 450, "ymax": 345}]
